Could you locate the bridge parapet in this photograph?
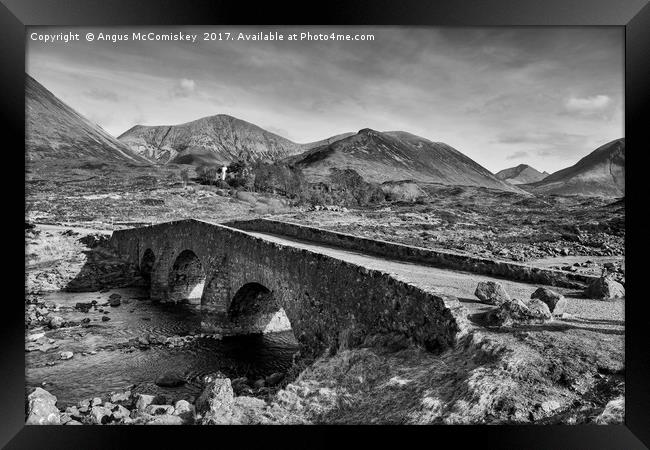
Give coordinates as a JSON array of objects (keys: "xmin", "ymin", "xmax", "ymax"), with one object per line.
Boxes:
[{"xmin": 109, "ymin": 219, "xmax": 469, "ymax": 358}]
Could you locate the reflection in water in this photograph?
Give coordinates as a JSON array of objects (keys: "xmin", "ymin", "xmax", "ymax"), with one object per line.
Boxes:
[{"xmin": 26, "ymin": 287, "xmax": 299, "ymax": 407}]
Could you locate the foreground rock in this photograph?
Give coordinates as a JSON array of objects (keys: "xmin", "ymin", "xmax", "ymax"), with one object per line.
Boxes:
[
  {"xmin": 594, "ymin": 397, "xmax": 624, "ymax": 424},
  {"xmin": 197, "ymin": 378, "xmax": 237, "ymax": 424},
  {"xmin": 489, "ymin": 298, "xmax": 553, "ymax": 326},
  {"xmin": 530, "ymin": 287, "xmax": 567, "ymax": 316},
  {"xmin": 474, "ymin": 281, "xmax": 511, "ymax": 305},
  {"xmin": 585, "ymin": 277, "xmax": 625, "ymax": 300},
  {"xmin": 26, "ymin": 387, "xmax": 60, "ymax": 425}
]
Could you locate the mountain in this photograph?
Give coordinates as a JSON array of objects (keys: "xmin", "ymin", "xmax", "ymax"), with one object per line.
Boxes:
[
  {"xmin": 524, "ymin": 138, "xmax": 624, "ymax": 197},
  {"xmin": 118, "ymin": 115, "xmax": 309, "ymax": 165},
  {"xmin": 25, "ymin": 74, "xmax": 148, "ymax": 164},
  {"xmin": 495, "ymin": 164, "xmax": 549, "ymax": 184},
  {"xmin": 284, "ymin": 128, "xmax": 525, "ymax": 193}
]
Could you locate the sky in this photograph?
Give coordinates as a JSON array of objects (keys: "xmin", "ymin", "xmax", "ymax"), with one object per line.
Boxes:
[{"xmin": 26, "ymin": 26, "xmax": 623, "ymax": 173}]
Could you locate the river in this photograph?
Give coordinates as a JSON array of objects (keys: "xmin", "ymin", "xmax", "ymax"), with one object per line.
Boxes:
[{"xmin": 26, "ymin": 287, "xmax": 299, "ymax": 407}]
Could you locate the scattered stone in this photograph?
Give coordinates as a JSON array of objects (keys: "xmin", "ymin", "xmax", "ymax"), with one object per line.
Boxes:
[
  {"xmin": 74, "ymin": 302, "xmax": 92, "ymax": 312},
  {"xmin": 474, "ymin": 281, "xmax": 511, "ymax": 305},
  {"xmin": 91, "ymin": 397, "xmax": 103, "ymax": 407},
  {"xmin": 26, "ymin": 387, "xmax": 60, "ymax": 425},
  {"xmin": 59, "ymin": 351, "xmax": 73, "ymax": 360},
  {"xmin": 530, "ymin": 288, "xmax": 567, "ymax": 315},
  {"xmin": 155, "ymin": 371, "xmax": 186, "ymax": 387},
  {"xmin": 585, "ymin": 277, "xmax": 625, "ymax": 300},
  {"xmin": 108, "ymin": 295, "xmax": 121, "ymax": 307},
  {"xmin": 101, "ymin": 316, "xmax": 111, "ymax": 322}
]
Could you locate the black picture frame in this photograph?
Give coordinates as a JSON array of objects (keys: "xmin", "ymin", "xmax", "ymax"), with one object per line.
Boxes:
[{"xmin": 3, "ymin": 0, "xmax": 649, "ymax": 448}]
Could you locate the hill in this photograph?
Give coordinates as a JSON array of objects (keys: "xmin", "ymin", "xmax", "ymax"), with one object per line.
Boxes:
[
  {"xmin": 496, "ymin": 164, "xmax": 549, "ymax": 184},
  {"xmin": 26, "ymin": 75, "xmax": 148, "ymax": 165},
  {"xmin": 285, "ymin": 128, "xmax": 524, "ymax": 193},
  {"xmin": 524, "ymin": 138, "xmax": 625, "ymax": 197}
]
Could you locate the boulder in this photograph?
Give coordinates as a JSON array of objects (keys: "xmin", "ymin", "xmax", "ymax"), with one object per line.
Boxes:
[
  {"xmin": 490, "ymin": 298, "xmax": 552, "ymax": 326},
  {"xmin": 59, "ymin": 351, "xmax": 73, "ymax": 360},
  {"xmin": 531, "ymin": 288, "xmax": 567, "ymax": 315},
  {"xmin": 134, "ymin": 394, "xmax": 155, "ymax": 411},
  {"xmin": 196, "ymin": 378, "xmax": 235, "ymax": 418},
  {"xmin": 89, "ymin": 405, "xmax": 112, "ymax": 424},
  {"xmin": 108, "ymin": 296, "xmax": 121, "ymax": 307},
  {"xmin": 173, "ymin": 400, "xmax": 194, "ymax": 422},
  {"xmin": 26, "ymin": 388, "xmax": 60, "ymax": 425},
  {"xmin": 155, "ymin": 372, "xmax": 186, "ymax": 387},
  {"xmin": 585, "ymin": 277, "xmax": 625, "ymax": 300},
  {"xmin": 101, "ymin": 316, "xmax": 111, "ymax": 322},
  {"xmin": 48, "ymin": 316, "xmax": 65, "ymax": 329},
  {"xmin": 474, "ymin": 281, "xmax": 511, "ymax": 305}
]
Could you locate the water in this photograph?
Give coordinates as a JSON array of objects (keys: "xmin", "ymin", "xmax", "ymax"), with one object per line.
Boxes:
[{"xmin": 26, "ymin": 287, "xmax": 299, "ymax": 407}]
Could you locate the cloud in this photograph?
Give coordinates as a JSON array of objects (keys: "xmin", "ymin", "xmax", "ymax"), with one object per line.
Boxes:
[
  {"xmin": 563, "ymin": 94, "xmax": 612, "ymax": 116},
  {"xmin": 506, "ymin": 150, "xmax": 528, "ymax": 160},
  {"xmin": 84, "ymin": 87, "xmax": 121, "ymax": 102},
  {"xmin": 169, "ymin": 78, "xmax": 196, "ymax": 98}
]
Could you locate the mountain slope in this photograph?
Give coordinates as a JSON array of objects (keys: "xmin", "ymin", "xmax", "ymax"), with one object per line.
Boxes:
[
  {"xmin": 496, "ymin": 164, "xmax": 549, "ymax": 184},
  {"xmin": 118, "ymin": 115, "xmax": 308, "ymax": 165},
  {"xmin": 26, "ymin": 74, "xmax": 148, "ymax": 164},
  {"xmin": 525, "ymin": 138, "xmax": 624, "ymax": 197},
  {"xmin": 285, "ymin": 128, "xmax": 524, "ymax": 193}
]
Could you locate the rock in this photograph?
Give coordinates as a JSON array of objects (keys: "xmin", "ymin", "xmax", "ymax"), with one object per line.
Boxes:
[
  {"xmin": 145, "ymin": 404, "xmax": 175, "ymax": 416},
  {"xmin": 135, "ymin": 394, "xmax": 155, "ymax": 411},
  {"xmin": 196, "ymin": 378, "xmax": 235, "ymax": 417},
  {"xmin": 585, "ymin": 277, "xmax": 625, "ymax": 300},
  {"xmin": 155, "ymin": 371, "xmax": 186, "ymax": 387},
  {"xmin": 231, "ymin": 377, "xmax": 249, "ymax": 395},
  {"xmin": 474, "ymin": 281, "xmax": 511, "ymax": 305},
  {"xmin": 265, "ymin": 372, "xmax": 284, "ymax": 387},
  {"xmin": 89, "ymin": 405, "xmax": 113, "ymax": 424},
  {"xmin": 111, "ymin": 404, "xmax": 131, "ymax": 421},
  {"xmin": 173, "ymin": 400, "xmax": 194, "ymax": 422},
  {"xmin": 65, "ymin": 420, "xmax": 83, "ymax": 425},
  {"xmin": 101, "ymin": 316, "xmax": 111, "ymax": 322},
  {"xmin": 109, "ymin": 293, "xmax": 122, "ymax": 300},
  {"xmin": 48, "ymin": 316, "xmax": 65, "ymax": 329},
  {"xmin": 137, "ymin": 336, "xmax": 150, "ymax": 347},
  {"xmin": 530, "ymin": 288, "xmax": 567, "ymax": 315},
  {"xmin": 146, "ymin": 414, "xmax": 184, "ymax": 425},
  {"xmin": 108, "ymin": 296, "xmax": 121, "ymax": 307},
  {"xmin": 26, "ymin": 388, "xmax": 60, "ymax": 425},
  {"xmin": 594, "ymin": 397, "xmax": 624, "ymax": 424},
  {"xmin": 91, "ymin": 397, "xmax": 103, "ymax": 407},
  {"xmin": 109, "ymin": 390, "xmax": 131, "ymax": 405},
  {"xmin": 59, "ymin": 351, "xmax": 73, "ymax": 360},
  {"xmin": 75, "ymin": 302, "xmax": 92, "ymax": 312},
  {"xmin": 65, "ymin": 405, "xmax": 81, "ymax": 419},
  {"xmin": 254, "ymin": 379, "xmax": 266, "ymax": 389},
  {"xmin": 490, "ymin": 298, "xmax": 552, "ymax": 326}
]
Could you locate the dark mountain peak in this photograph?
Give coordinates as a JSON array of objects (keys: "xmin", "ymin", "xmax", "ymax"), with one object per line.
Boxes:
[{"xmin": 495, "ymin": 164, "xmax": 548, "ymax": 185}]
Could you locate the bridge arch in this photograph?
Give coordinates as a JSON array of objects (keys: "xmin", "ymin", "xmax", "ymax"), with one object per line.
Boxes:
[
  {"xmin": 167, "ymin": 249, "xmax": 206, "ymax": 304},
  {"xmin": 227, "ymin": 282, "xmax": 292, "ymax": 334}
]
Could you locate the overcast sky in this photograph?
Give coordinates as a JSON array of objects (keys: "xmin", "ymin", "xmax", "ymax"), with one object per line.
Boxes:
[{"xmin": 27, "ymin": 26, "xmax": 623, "ymax": 173}]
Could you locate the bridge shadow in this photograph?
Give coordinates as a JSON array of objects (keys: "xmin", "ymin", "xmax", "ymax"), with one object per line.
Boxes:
[{"xmin": 63, "ymin": 237, "xmax": 143, "ymax": 292}]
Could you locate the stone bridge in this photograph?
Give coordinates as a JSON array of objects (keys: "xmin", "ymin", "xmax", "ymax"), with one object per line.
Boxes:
[{"xmin": 109, "ymin": 219, "xmax": 468, "ymax": 358}]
